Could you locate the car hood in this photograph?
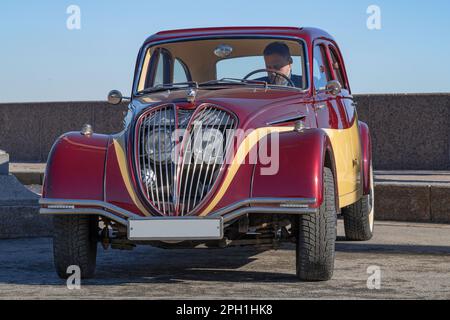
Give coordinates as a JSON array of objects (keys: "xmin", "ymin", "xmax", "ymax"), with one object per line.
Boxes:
[{"xmin": 132, "ymin": 87, "xmax": 311, "ymax": 129}]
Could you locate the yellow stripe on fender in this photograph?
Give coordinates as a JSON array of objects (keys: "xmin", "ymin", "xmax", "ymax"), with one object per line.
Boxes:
[
  {"xmin": 200, "ymin": 126, "xmax": 294, "ymax": 216},
  {"xmin": 113, "ymin": 136, "xmax": 151, "ymax": 216}
]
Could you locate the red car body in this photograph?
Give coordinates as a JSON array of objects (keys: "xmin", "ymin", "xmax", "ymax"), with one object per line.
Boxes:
[{"xmin": 41, "ymin": 27, "xmax": 374, "ymax": 281}]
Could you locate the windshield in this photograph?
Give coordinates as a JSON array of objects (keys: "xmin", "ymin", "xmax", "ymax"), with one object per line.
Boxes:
[{"xmin": 135, "ymin": 37, "xmax": 308, "ymax": 94}]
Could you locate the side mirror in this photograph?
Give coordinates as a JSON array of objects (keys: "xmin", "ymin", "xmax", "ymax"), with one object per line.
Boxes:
[
  {"xmin": 107, "ymin": 90, "xmax": 130, "ymax": 105},
  {"xmin": 325, "ymin": 80, "xmax": 342, "ymax": 96}
]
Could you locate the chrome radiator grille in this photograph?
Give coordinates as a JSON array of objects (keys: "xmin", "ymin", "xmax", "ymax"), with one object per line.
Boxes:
[{"xmin": 135, "ymin": 104, "xmax": 237, "ymax": 216}]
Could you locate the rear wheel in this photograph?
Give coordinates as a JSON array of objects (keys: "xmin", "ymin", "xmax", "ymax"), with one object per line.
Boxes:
[
  {"xmin": 342, "ymin": 163, "xmax": 375, "ymax": 241},
  {"xmin": 53, "ymin": 215, "xmax": 98, "ymax": 279},
  {"xmin": 295, "ymin": 167, "xmax": 337, "ymax": 281}
]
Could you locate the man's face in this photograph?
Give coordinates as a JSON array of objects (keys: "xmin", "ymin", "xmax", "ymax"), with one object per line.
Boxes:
[{"xmin": 264, "ymin": 53, "xmax": 292, "ymax": 83}]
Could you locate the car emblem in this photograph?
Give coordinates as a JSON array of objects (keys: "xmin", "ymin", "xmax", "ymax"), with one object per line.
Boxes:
[{"xmin": 186, "ymin": 88, "xmax": 197, "ymax": 103}]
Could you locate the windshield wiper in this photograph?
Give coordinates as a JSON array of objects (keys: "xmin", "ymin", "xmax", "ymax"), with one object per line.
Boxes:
[
  {"xmin": 200, "ymin": 78, "xmax": 306, "ymax": 92},
  {"xmin": 136, "ymin": 81, "xmax": 198, "ymax": 95},
  {"xmin": 199, "ymin": 78, "xmax": 268, "ymax": 87}
]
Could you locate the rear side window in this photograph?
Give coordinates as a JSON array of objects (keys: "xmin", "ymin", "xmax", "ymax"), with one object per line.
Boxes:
[
  {"xmin": 329, "ymin": 47, "xmax": 347, "ymax": 89},
  {"xmin": 313, "ymin": 45, "xmax": 331, "ymax": 91}
]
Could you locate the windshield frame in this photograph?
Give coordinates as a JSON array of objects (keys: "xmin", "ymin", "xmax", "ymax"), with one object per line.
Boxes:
[{"xmin": 132, "ymin": 35, "xmax": 310, "ymax": 97}]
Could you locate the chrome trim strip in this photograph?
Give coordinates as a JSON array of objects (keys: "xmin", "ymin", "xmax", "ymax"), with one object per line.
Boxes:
[
  {"xmin": 221, "ymin": 207, "xmax": 317, "ymax": 224},
  {"xmin": 266, "ymin": 114, "xmax": 307, "ymax": 126},
  {"xmin": 209, "ymin": 197, "xmax": 317, "ymax": 218},
  {"xmin": 41, "ymin": 208, "xmax": 129, "ymax": 226},
  {"xmin": 39, "ymin": 197, "xmax": 318, "ymax": 230},
  {"xmin": 39, "ymin": 198, "xmax": 142, "ymax": 219}
]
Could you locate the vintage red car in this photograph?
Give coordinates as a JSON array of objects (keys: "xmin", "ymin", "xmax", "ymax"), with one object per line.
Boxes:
[{"xmin": 40, "ymin": 26, "xmax": 374, "ymax": 281}]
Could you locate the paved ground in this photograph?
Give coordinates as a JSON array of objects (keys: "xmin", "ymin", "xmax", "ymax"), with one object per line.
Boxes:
[{"xmin": 0, "ymin": 221, "xmax": 449, "ymax": 300}]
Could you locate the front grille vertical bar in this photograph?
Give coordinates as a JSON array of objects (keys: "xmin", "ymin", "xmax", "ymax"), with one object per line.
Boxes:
[
  {"xmin": 163, "ymin": 106, "xmax": 172, "ymax": 214},
  {"xmin": 172, "ymin": 106, "xmax": 181, "ymax": 215},
  {"xmin": 141, "ymin": 114, "xmax": 149, "ymax": 199},
  {"xmin": 204, "ymin": 115, "xmax": 235, "ymax": 199},
  {"xmin": 176, "ymin": 121, "xmax": 191, "ymax": 215},
  {"xmin": 138, "ymin": 115, "xmax": 142, "ymax": 192},
  {"xmin": 158, "ymin": 108, "xmax": 167, "ymax": 215},
  {"xmin": 146, "ymin": 114, "xmax": 156, "ymax": 206},
  {"xmin": 191, "ymin": 110, "xmax": 228, "ymax": 211},
  {"xmin": 179, "ymin": 109, "xmax": 202, "ymax": 215},
  {"xmin": 183, "ymin": 107, "xmax": 215, "ymax": 214},
  {"xmin": 203, "ymin": 111, "xmax": 233, "ymax": 199},
  {"xmin": 152, "ymin": 109, "xmax": 161, "ymax": 211}
]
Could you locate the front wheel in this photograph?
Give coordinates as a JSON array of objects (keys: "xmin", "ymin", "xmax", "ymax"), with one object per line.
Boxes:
[
  {"xmin": 295, "ymin": 167, "xmax": 337, "ymax": 281},
  {"xmin": 53, "ymin": 215, "xmax": 98, "ymax": 279},
  {"xmin": 342, "ymin": 163, "xmax": 375, "ymax": 241}
]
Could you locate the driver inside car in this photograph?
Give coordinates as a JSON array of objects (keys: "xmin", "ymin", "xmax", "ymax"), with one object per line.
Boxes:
[{"xmin": 256, "ymin": 41, "xmax": 302, "ymax": 87}]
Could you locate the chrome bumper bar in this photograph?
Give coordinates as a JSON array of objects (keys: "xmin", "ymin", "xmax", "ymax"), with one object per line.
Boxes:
[{"xmin": 39, "ymin": 197, "xmax": 318, "ymax": 227}]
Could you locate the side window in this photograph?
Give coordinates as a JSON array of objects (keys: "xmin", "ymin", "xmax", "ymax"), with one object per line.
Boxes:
[
  {"xmin": 173, "ymin": 58, "xmax": 190, "ymax": 83},
  {"xmin": 148, "ymin": 49, "xmax": 172, "ymax": 87},
  {"xmin": 313, "ymin": 45, "xmax": 331, "ymax": 91},
  {"xmin": 329, "ymin": 47, "xmax": 347, "ymax": 89},
  {"xmin": 153, "ymin": 52, "xmax": 165, "ymax": 86}
]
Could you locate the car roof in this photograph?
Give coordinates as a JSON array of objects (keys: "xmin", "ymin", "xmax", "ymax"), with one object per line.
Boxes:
[{"xmin": 143, "ymin": 26, "xmax": 335, "ymax": 45}]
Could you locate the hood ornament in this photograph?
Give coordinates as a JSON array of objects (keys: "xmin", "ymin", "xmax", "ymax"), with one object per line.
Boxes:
[
  {"xmin": 186, "ymin": 88, "xmax": 197, "ymax": 103},
  {"xmin": 81, "ymin": 124, "xmax": 94, "ymax": 136}
]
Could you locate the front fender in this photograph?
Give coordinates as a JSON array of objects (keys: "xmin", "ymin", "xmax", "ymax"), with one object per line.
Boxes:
[
  {"xmin": 42, "ymin": 132, "xmax": 110, "ymax": 200},
  {"xmin": 251, "ymin": 129, "xmax": 337, "ymax": 209}
]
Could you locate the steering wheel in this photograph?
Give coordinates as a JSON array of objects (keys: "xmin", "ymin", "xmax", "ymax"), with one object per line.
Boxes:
[{"xmin": 243, "ymin": 69, "xmax": 296, "ymax": 87}]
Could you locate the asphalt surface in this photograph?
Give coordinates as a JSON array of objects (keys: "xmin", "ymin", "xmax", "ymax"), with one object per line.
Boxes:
[{"xmin": 0, "ymin": 221, "xmax": 449, "ymax": 300}]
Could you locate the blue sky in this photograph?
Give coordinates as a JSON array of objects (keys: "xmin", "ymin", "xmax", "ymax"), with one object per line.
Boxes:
[{"xmin": 1, "ymin": 0, "xmax": 449, "ymax": 102}]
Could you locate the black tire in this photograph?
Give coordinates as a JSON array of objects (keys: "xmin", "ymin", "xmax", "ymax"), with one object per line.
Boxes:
[
  {"xmin": 342, "ymin": 164, "xmax": 375, "ymax": 241},
  {"xmin": 53, "ymin": 215, "xmax": 98, "ymax": 279},
  {"xmin": 295, "ymin": 167, "xmax": 337, "ymax": 281}
]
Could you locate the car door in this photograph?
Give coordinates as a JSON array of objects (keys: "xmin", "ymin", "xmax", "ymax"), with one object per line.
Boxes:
[
  {"xmin": 329, "ymin": 44, "xmax": 362, "ymax": 191},
  {"xmin": 328, "ymin": 44, "xmax": 362, "ymax": 195},
  {"xmin": 312, "ymin": 42, "xmax": 357, "ymax": 204}
]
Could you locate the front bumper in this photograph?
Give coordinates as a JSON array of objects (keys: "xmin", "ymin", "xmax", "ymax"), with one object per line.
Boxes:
[{"xmin": 40, "ymin": 197, "xmax": 318, "ymax": 240}]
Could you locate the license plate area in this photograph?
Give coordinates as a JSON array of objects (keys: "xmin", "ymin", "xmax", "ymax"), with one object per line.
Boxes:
[{"xmin": 128, "ymin": 217, "xmax": 223, "ymax": 241}]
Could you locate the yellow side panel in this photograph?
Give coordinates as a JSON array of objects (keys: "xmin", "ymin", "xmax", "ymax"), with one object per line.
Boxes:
[{"xmin": 323, "ymin": 120, "xmax": 362, "ymax": 208}]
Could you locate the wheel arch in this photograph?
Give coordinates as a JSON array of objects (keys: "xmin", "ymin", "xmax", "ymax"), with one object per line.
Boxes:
[
  {"xmin": 251, "ymin": 128, "xmax": 339, "ymax": 209},
  {"xmin": 323, "ymin": 138, "xmax": 340, "ymax": 210},
  {"xmin": 42, "ymin": 132, "xmax": 110, "ymax": 200}
]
